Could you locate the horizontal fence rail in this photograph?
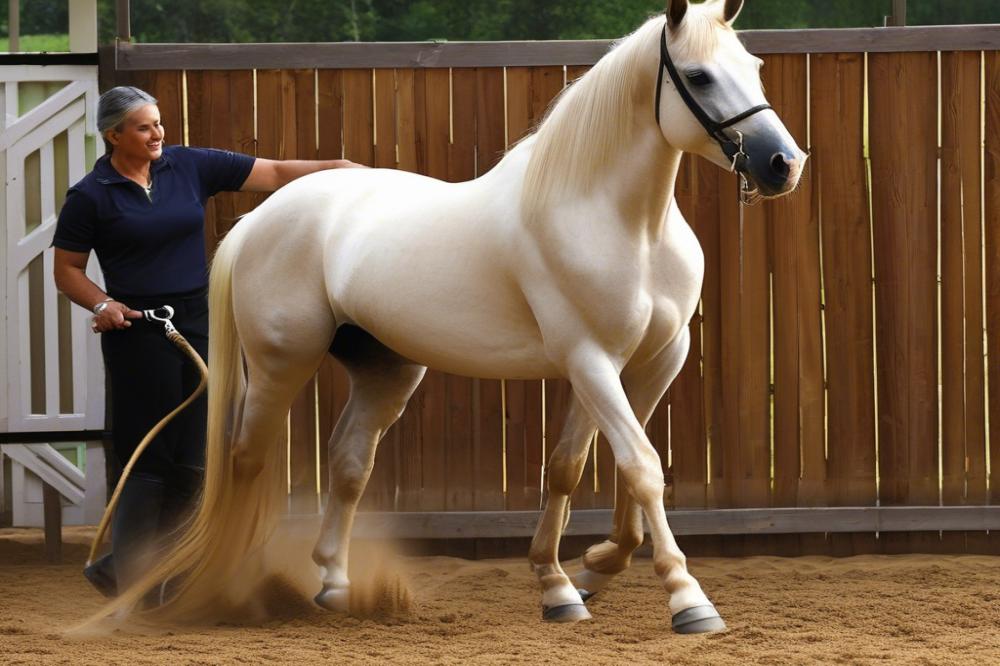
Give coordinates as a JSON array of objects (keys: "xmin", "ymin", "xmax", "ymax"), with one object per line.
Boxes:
[
  {"xmin": 104, "ymin": 27, "xmax": 1000, "ymax": 554},
  {"xmin": 111, "ymin": 25, "xmax": 1000, "ymax": 71},
  {"xmin": 340, "ymin": 507, "xmax": 1000, "ymax": 540}
]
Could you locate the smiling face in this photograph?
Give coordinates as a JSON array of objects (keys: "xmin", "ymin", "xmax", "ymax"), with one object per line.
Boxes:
[
  {"xmin": 657, "ymin": 0, "xmax": 805, "ymax": 198},
  {"xmin": 105, "ymin": 104, "xmax": 164, "ymax": 162}
]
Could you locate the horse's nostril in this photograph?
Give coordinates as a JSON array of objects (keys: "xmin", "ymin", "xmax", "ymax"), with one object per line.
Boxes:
[{"xmin": 770, "ymin": 153, "xmax": 791, "ymax": 178}]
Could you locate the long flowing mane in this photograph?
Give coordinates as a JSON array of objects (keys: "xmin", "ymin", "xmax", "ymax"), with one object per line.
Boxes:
[{"xmin": 520, "ymin": 8, "xmax": 726, "ymax": 214}]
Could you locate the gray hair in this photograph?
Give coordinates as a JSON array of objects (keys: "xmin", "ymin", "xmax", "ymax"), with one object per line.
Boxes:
[{"xmin": 97, "ymin": 86, "xmax": 158, "ymax": 152}]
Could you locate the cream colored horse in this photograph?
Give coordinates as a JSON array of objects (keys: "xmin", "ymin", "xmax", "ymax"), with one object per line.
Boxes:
[{"xmin": 106, "ymin": 0, "xmax": 804, "ymax": 634}]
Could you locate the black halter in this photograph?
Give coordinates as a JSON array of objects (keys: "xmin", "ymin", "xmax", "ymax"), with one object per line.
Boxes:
[{"xmin": 654, "ymin": 24, "xmax": 772, "ymax": 173}]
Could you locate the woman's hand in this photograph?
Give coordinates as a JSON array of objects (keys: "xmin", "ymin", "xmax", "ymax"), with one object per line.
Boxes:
[{"xmin": 91, "ymin": 301, "xmax": 144, "ymax": 334}]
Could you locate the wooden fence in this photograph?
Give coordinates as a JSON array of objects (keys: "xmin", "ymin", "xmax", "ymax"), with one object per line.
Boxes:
[{"xmin": 107, "ymin": 25, "xmax": 1000, "ymax": 554}]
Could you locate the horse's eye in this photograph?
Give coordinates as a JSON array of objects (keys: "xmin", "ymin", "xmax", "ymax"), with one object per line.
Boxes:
[{"xmin": 686, "ymin": 70, "xmax": 712, "ymax": 87}]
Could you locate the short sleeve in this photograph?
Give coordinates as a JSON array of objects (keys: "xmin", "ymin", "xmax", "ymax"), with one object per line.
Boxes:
[
  {"xmin": 52, "ymin": 188, "xmax": 99, "ymax": 253},
  {"xmin": 187, "ymin": 147, "xmax": 256, "ymax": 198}
]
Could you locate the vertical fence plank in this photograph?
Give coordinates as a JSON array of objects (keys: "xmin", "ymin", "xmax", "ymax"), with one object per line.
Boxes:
[
  {"xmin": 414, "ymin": 69, "xmax": 452, "ymax": 511},
  {"xmin": 984, "ymin": 52, "xmax": 1000, "ymax": 553},
  {"xmin": 445, "ymin": 68, "xmax": 479, "ymax": 512},
  {"xmin": 317, "ymin": 70, "xmax": 344, "ymax": 161},
  {"xmin": 392, "ymin": 69, "xmax": 424, "ymax": 510},
  {"xmin": 869, "ymin": 52, "xmax": 940, "ymax": 553},
  {"xmin": 342, "ymin": 68, "xmax": 399, "ymax": 511},
  {"xmin": 342, "ymin": 69, "xmax": 374, "ymax": 166},
  {"xmin": 503, "ymin": 66, "xmax": 562, "ymax": 511},
  {"xmin": 811, "ymin": 53, "xmax": 878, "ymax": 555},
  {"xmin": 763, "ymin": 53, "xmax": 823, "ymax": 555},
  {"xmin": 373, "ymin": 69, "xmax": 397, "ymax": 169},
  {"xmin": 315, "ymin": 69, "xmax": 348, "ymax": 500},
  {"xmin": 670, "ymin": 156, "xmax": 707, "ymax": 510},
  {"xmin": 477, "ymin": 68, "xmax": 507, "ymax": 175},
  {"xmin": 502, "ymin": 67, "xmax": 533, "ymax": 510},
  {"xmin": 285, "ymin": 69, "xmax": 324, "ymax": 511},
  {"xmin": 353, "ymin": 68, "xmax": 401, "ymax": 511},
  {"xmin": 682, "ymin": 158, "xmax": 723, "ymax": 515},
  {"xmin": 739, "ymin": 192, "xmax": 771, "ymax": 512},
  {"xmin": 158, "ymin": 71, "xmax": 185, "ymax": 150},
  {"xmin": 183, "ymin": 70, "xmax": 218, "ymax": 252},
  {"xmin": 941, "ymin": 51, "xmax": 987, "ymax": 552},
  {"xmin": 473, "ymin": 67, "xmax": 507, "ymax": 511},
  {"xmin": 767, "ymin": 54, "xmax": 825, "ymax": 508}
]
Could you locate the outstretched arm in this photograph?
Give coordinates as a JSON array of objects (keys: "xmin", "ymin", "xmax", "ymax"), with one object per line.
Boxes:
[{"xmin": 241, "ymin": 158, "xmax": 366, "ymax": 192}]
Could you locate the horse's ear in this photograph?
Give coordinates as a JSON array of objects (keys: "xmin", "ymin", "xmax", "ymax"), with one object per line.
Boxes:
[
  {"xmin": 722, "ymin": 0, "xmax": 745, "ymax": 24},
  {"xmin": 666, "ymin": 0, "xmax": 689, "ymax": 31}
]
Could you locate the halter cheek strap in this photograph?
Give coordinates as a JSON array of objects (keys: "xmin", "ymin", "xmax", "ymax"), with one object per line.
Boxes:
[{"xmin": 654, "ymin": 25, "xmax": 772, "ymax": 168}]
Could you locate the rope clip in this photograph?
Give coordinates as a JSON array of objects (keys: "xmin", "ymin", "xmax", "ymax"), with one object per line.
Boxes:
[{"xmin": 143, "ymin": 304, "xmax": 177, "ymax": 335}]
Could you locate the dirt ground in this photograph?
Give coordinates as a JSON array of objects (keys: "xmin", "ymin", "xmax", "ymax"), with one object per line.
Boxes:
[{"xmin": 2, "ymin": 526, "xmax": 999, "ymax": 665}]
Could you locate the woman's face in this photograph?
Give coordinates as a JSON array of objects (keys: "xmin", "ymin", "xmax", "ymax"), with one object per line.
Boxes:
[{"xmin": 107, "ymin": 104, "xmax": 164, "ymax": 161}]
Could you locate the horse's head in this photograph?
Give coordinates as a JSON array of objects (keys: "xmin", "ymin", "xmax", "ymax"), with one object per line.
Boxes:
[{"xmin": 656, "ymin": 0, "xmax": 806, "ymax": 200}]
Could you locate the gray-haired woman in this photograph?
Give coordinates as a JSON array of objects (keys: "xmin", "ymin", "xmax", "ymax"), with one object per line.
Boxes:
[{"xmin": 52, "ymin": 86, "xmax": 361, "ymax": 599}]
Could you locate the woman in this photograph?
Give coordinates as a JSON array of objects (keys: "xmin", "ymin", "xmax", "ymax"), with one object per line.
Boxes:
[{"xmin": 52, "ymin": 86, "xmax": 359, "ymax": 597}]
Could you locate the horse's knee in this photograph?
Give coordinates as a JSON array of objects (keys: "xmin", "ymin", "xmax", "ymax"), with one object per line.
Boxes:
[{"xmin": 620, "ymin": 460, "xmax": 665, "ymax": 507}]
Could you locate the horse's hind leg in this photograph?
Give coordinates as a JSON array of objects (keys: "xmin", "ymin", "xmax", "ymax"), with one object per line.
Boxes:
[
  {"xmin": 529, "ymin": 395, "xmax": 597, "ymax": 622},
  {"xmin": 312, "ymin": 326, "xmax": 426, "ymax": 612}
]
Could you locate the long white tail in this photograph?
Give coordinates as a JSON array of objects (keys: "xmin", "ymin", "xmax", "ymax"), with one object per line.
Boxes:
[{"xmin": 85, "ymin": 223, "xmax": 288, "ymax": 625}]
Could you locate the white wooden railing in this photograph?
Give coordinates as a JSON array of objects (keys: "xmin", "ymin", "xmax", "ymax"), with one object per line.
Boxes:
[{"xmin": 1, "ymin": 65, "xmax": 103, "ymax": 434}]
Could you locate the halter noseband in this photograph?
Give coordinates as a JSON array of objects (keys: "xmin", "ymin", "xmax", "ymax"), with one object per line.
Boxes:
[{"xmin": 654, "ymin": 24, "xmax": 772, "ymax": 176}]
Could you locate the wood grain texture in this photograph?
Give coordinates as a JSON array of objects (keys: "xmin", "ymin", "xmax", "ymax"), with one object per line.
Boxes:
[
  {"xmin": 670, "ymin": 156, "xmax": 708, "ymax": 510},
  {"xmin": 868, "ymin": 52, "xmax": 939, "ymax": 553},
  {"xmin": 339, "ymin": 505, "xmax": 1000, "ymax": 540},
  {"xmin": 764, "ymin": 54, "xmax": 824, "ymax": 511},
  {"xmin": 940, "ymin": 51, "xmax": 987, "ymax": 518},
  {"xmin": 985, "ymin": 54, "xmax": 1000, "ymax": 520},
  {"xmin": 811, "ymin": 52, "xmax": 878, "ymax": 556}
]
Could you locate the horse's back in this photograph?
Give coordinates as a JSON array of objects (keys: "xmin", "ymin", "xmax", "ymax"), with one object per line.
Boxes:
[{"xmin": 229, "ymin": 167, "xmax": 557, "ymax": 379}]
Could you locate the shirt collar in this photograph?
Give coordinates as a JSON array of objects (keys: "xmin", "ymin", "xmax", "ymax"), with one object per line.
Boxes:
[{"xmin": 93, "ymin": 150, "xmax": 172, "ymax": 185}]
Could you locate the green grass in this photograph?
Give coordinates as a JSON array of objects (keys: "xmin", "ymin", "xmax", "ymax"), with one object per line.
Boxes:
[{"xmin": 1, "ymin": 33, "xmax": 71, "ymax": 53}]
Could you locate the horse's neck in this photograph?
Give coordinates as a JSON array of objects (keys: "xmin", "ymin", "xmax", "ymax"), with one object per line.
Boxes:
[
  {"xmin": 603, "ymin": 128, "xmax": 684, "ymax": 239},
  {"xmin": 514, "ymin": 127, "xmax": 683, "ymax": 239}
]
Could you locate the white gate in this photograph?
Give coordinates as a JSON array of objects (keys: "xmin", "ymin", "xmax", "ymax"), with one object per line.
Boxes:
[{"xmin": 1, "ymin": 65, "xmax": 104, "ymax": 435}]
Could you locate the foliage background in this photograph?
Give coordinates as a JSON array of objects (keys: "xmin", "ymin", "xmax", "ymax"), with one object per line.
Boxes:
[{"xmin": 2, "ymin": 0, "xmax": 998, "ymax": 45}]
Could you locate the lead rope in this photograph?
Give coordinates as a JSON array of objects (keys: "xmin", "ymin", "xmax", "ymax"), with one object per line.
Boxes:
[{"xmin": 86, "ymin": 305, "xmax": 209, "ymax": 567}]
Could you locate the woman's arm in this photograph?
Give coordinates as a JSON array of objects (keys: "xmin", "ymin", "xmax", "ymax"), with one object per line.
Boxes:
[
  {"xmin": 54, "ymin": 248, "xmax": 142, "ymax": 332},
  {"xmin": 240, "ymin": 158, "xmax": 365, "ymax": 192}
]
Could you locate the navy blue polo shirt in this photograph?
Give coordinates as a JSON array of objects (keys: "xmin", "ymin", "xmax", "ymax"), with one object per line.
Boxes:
[{"xmin": 52, "ymin": 145, "xmax": 255, "ymax": 298}]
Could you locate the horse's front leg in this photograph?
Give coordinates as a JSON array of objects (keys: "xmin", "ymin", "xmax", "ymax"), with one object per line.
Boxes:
[
  {"xmin": 528, "ymin": 395, "xmax": 597, "ymax": 622},
  {"xmin": 571, "ymin": 327, "xmax": 690, "ymax": 603},
  {"xmin": 564, "ymin": 332, "xmax": 725, "ymax": 634}
]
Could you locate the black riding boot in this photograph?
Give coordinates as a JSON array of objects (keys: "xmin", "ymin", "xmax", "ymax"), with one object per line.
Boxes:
[
  {"xmin": 115, "ymin": 473, "xmax": 167, "ymax": 592},
  {"xmin": 83, "ymin": 552, "xmax": 117, "ymax": 598},
  {"xmin": 83, "ymin": 473, "xmax": 166, "ymax": 598},
  {"xmin": 160, "ymin": 464, "xmax": 204, "ymax": 537}
]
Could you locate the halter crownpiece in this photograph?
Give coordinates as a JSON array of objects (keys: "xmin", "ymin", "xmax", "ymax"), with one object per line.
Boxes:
[{"xmin": 654, "ymin": 22, "xmax": 772, "ymax": 183}]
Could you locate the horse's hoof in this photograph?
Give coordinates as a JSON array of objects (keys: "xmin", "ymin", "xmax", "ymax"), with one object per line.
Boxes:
[
  {"xmin": 542, "ymin": 603, "xmax": 592, "ymax": 623},
  {"xmin": 577, "ymin": 588, "xmax": 595, "ymax": 603},
  {"xmin": 314, "ymin": 586, "xmax": 350, "ymax": 613},
  {"xmin": 671, "ymin": 604, "xmax": 727, "ymax": 634}
]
